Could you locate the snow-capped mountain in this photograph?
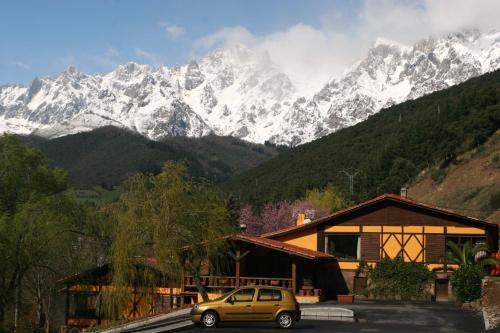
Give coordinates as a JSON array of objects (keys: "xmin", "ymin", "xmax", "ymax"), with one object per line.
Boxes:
[{"xmin": 1, "ymin": 30, "xmax": 500, "ymax": 145}]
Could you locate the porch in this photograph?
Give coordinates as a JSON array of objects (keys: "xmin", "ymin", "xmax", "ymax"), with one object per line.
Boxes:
[{"xmin": 182, "ymin": 234, "xmax": 340, "ymax": 303}]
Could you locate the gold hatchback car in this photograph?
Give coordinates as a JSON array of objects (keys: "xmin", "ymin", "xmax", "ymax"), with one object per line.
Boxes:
[{"xmin": 190, "ymin": 286, "xmax": 301, "ymax": 328}]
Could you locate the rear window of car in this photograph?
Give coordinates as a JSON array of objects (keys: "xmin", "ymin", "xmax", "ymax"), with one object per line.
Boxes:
[{"xmin": 257, "ymin": 289, "xmax": 282, "ymax": 301}]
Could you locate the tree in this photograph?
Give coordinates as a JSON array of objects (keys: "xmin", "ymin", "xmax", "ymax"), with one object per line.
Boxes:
[
  {"xmin": 0, "ymin": 135, "xmax": 92, "ymax": 332},
  {"xmin": 304, "ymin": 184, "xmax": 347, "ymax": 213},
  {"xmin": 103, "ymin": 161, "xmax": 235, "ymax": 313},
  {"xmin": 444, "ymin": 240, "xmax": 500, "ymax": 303},
  {"xmin": 260, "ymin": 201, "xmax": 293, "ymax": 234},
  {"xmin": 444, "ymin": 241, "xmax": 498, "ymax": 268},
  {"xmin": 239, "ymin": 205, "xmax": 261, "ymax": 235}
]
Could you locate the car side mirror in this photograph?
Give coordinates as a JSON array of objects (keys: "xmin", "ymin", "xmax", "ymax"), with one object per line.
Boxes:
[{"xmin": 227, "ymin": 297, "xmax": 234, "ymax": 304}]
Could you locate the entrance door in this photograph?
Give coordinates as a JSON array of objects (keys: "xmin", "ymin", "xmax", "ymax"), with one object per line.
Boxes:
[{"xmin": 435, "ymin": 279, "xmax": 449, "ymax": 301}]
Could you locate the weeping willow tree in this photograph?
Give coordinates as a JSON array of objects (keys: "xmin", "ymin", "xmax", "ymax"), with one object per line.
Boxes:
[{"xmin": 102, "ymin": 161, "xmax": 235, "ymax": 318}]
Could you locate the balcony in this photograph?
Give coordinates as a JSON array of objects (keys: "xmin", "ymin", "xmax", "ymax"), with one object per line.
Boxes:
[{"xmin": 183, "ymin": 276, "xmax": 293, "ymax": 290}]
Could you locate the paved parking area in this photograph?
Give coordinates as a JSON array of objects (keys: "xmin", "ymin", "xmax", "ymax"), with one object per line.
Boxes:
[{"xmin": 187, "ymin": 301, "xmax": 500, "ymax": 333}]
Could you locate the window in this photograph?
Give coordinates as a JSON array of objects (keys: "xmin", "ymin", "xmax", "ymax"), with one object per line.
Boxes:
[
  {"xmin": 257, "ymin": 289, "xmax": 282, "ymax": 301},
  {"xmin": 69, "ymin": 293, "xmax": 98, "ymax": 318},
  {"xmin": 231, "ymin": 288, "xmax": 255, "ymax": 302},
  {"xmin": 446, "ymin": 236, "xmax": 486, "ymax": 248},
  {"xmin": 325, "ymin": 234, "xmax": 360, "ymax": 259}
]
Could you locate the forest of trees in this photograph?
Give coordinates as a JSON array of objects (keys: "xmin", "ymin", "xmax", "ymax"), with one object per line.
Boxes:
[
  {"xmin": 0, "ymin": 135, "xmax": 347, "ymax": 332},
  {"xmin": 225, "ymin": 69, "xmax": 500, "ymax": 206},
  {"xmin": 0, "ymin": 136, "xmax": 108, "ymax": 333}
]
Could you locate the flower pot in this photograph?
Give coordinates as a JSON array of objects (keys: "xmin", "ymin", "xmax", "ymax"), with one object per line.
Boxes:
[{"xmin": 337, "ymin": 294, "xmax": 355, "ymax": 303}]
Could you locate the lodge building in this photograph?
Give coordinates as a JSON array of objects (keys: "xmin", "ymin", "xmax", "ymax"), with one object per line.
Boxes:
[
  {"xmin": 62, "ymin": 194, "xmax": 499, "ymax": 328},
  {"xmin": 181, "ymin": 194, "xmax": 499, "ymax": 302},
  {"xmin": 259, "ymin": 194, "xmax": 499, "ymax": 300}
]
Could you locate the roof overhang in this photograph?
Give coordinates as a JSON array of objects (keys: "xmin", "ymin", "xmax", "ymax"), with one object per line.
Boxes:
[{"xmin": 262, "ymin": 194, "xmax": 498, "ymax": 239}]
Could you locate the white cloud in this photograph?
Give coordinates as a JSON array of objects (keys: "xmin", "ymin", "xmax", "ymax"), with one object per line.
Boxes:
[
  {"xmin": 55, "ymin": 54, "xmax": 77, "ymax": 69},
  {"xmin": 193, "ymin": 0, "xmax": 500, "ymax": 91},
  {"xmin": 194, "ymin": 26, "xmax": 257, "ymax": 49},
  {"xmin": 159, "ymin": 22, "xmax": 185, "ymax": 39},
  {"xmin": 10, "ymin": 61, "xmax": 30, "ymax": 70},
  {"xmin": 134, "ymin": 48, "xmax": 160, "ymax": 65},
  {"xmin": 93, "ymin": 47, "xmax": 120, "ymax": 68}
]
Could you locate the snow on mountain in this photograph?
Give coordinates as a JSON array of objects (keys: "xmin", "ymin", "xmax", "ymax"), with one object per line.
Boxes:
[
  {"xmin": 1, "ymin": 30, "xmax": 500, "ymax": 146},
  {"xmin": 269, "ymin": 29, "xmax": 500, "ymax": 145}
]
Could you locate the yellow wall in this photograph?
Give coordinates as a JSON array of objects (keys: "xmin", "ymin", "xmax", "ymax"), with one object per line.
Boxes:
[
  {"xmin": 277, "ymin": 229, "xmax": 318, "ymax": 251},
  {"xmin": 273, "ymin": 222, "xmax": 487, "ymax": 269},
  {"xmin": 446, "ymin": 226, "xmax": 485, "ymax": 235},
  {"xmin": 325, "ymin": 225, "xmax": 360, "ymax": 233}
]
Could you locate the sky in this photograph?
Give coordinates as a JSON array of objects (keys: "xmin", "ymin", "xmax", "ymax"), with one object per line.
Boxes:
[{"xmin": 1, "ymin": 0, "xmax": 500, "ymax": 86}]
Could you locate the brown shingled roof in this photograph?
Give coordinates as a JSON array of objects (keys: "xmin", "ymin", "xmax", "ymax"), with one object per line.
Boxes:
[
  {"xmin": 262, "ymin": 193, "xmax": 498, "ymax": 239},
  {"xmin": 232, "ymin": 234, "xmax": 335, "ymax": 260}
]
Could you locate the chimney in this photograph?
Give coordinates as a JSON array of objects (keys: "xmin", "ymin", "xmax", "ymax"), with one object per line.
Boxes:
[
  {"xmin": 400, "ymin": 187, "xmax": 408, "ymax": 198},
  {"xmin": 296, "ymin": 213, "xmax": 305, "ymax": 226}
]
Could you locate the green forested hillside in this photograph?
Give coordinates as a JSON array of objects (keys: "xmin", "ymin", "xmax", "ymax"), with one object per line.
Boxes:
[
  {"xmin": 20, "ymin": 126, "xmax": 277, "ymax": 189},
  {"xmin": 224, "ymin": 69, "xmax": 500, "ymax": 206}
]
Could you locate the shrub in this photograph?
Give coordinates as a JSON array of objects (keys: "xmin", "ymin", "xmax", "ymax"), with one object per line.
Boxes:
[
  {"xmin": 492, "ymin": 154, "xmax": 500, "ymax": 168},
  {"xmin": 431, "ymin": 167, "xmax": 447, "ymax": 184},
  {"xmin": 489, "ymin": 191, "xmax": 500, "ymax": 210},
  {"xmin": 450, "ymin": 264, "xmax": 484, "ymax": 303},
  {"xmin": 367, "ymin": 257, "xmax": 435, "ymax": 300}
]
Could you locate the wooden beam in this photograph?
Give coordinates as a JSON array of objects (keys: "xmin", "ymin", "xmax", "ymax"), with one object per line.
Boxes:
[
  {"xmin": 291, "ymin": 260, "xmax": 297, "ymax": 294},
  {"xmin": 97, "ymin": 283, "xmax": 102, "ymax": 325},
  {"xmin": 235, "ymin": 249, "xmax": 241, "ymax": 288},
  {"xmin": 228, "ymin": 250, "xmax": 251, "ymax": 261},
  {"xmin": 64, "ymin": 286, "xmax": 69, "ymax": 326},
  {"xmin": 317, "ymin": 226, "xmax": 325, "ymax": 252},
  {"xmin": 181, "ymin": 269, "xmax": 185, "ymax": 293}
]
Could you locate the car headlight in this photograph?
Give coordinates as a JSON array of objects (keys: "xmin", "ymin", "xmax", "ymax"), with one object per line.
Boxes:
[{"xmin": 193, "ymin": 304, "xmax": 199, "ymax": 310}]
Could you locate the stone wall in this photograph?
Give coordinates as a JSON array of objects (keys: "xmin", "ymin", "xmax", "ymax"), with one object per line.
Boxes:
[{"xmin": 482, "ymin": 276, "xmax": 500, "ymax": 330}]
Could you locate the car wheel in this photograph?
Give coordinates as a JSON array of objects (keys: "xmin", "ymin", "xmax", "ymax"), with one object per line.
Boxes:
[
  {"xmin": 201, "ymin": 311, "xmax": 218, "ymax": 328},
  {"xmin": 277, "ymin": 312, "xmax": 294, "ymax": 329}
]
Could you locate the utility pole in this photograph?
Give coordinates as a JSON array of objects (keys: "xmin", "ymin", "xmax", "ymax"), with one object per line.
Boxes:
[{"xmin": 340, "ymin": 169, "xmax": 359, "ymax": 198}]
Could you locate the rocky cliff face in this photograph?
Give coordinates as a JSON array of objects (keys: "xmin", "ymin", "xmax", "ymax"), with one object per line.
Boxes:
[{"xmin": 1, "ymin": 30, "xmax": 500, "ymax": 145}]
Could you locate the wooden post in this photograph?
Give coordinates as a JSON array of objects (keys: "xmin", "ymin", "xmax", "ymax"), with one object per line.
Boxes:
[
  {"xmin": 291, "ymin": 259, "xmax": 297, "ymax": 294},
  {"xmin": 181, "ymin": 269, "xmax": 185, "ymax": 293},
  {"xmin": 64, "ymin": 287, "xmax": 69, "ymax": 326},
  {"xmin": 97, "ymin": 283, "xmax": 102, "ymax": 325},
  {"xmin": 169, "ymin": 287, "xmax": 173, "ymax": 310},
  {"xmin": 235, "ymin": 249, "xmax": 241, "ymax": 288}
]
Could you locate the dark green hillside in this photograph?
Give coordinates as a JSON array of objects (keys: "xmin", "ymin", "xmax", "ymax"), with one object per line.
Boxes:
[
  {"xmin": 224, "ymin": 69, "xmax": 500, "ymax": 206},
  {"xmin": 162, "ymin": 135, "xmax": 278, "ymax": 182},
  {"xmin": 20, "ymin": 126, "xmax": 277, "ymax": 190},
  {"xmin": 32, "ymin": 127, "xmax": 203, "ymax": 189}
]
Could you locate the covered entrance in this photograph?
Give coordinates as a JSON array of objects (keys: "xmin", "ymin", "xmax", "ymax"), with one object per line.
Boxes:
[{"xmin": 182, "ymin": 234, "xmax": 338, "ymax": 302}]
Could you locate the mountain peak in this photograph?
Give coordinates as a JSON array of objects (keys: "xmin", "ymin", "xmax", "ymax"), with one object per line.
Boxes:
[
  {"xmin": 1, "ymin": 29, "xmax": 500, "ymax": 146},
  {"xmin": 372, "ymin": 37, "xmax": 410, "ymax": 51}
]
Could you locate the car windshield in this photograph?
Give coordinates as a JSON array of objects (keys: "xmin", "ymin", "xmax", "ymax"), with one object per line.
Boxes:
[{"xmin": 212, "ymin": 290, "xmax": 234, "ymax": 301}]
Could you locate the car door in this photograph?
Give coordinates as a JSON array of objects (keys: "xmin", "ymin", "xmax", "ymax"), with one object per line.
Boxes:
[
  {"xmin": 252, "ymin": 288, "xmax": 283, "ymax": 320},
  {"xmin": 219, "ymin": 288, "xmax": 256, "ymax": 321}
]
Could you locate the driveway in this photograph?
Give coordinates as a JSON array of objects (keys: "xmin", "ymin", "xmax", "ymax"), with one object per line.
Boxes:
[{"xmin": 187, "ymin": 301, "xmax": 500, "ymax": 333}]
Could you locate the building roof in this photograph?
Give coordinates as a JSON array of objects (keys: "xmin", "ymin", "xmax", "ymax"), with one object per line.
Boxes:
[
  {"xmin": 262, "ymin": 193, "xmax": 498, "ymax": 239},
  {"xmin": 232, "ymin": 234, "xmax": 335, "ymax": 260},
  {"xmin": 58, "ymin": 257, "xmax": 161, "ymax": 285}
]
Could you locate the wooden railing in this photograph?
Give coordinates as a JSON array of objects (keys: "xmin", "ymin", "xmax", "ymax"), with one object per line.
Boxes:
[{"xmin": 183, "ymin": 276, "xmax": 293, "ymax": 290}]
